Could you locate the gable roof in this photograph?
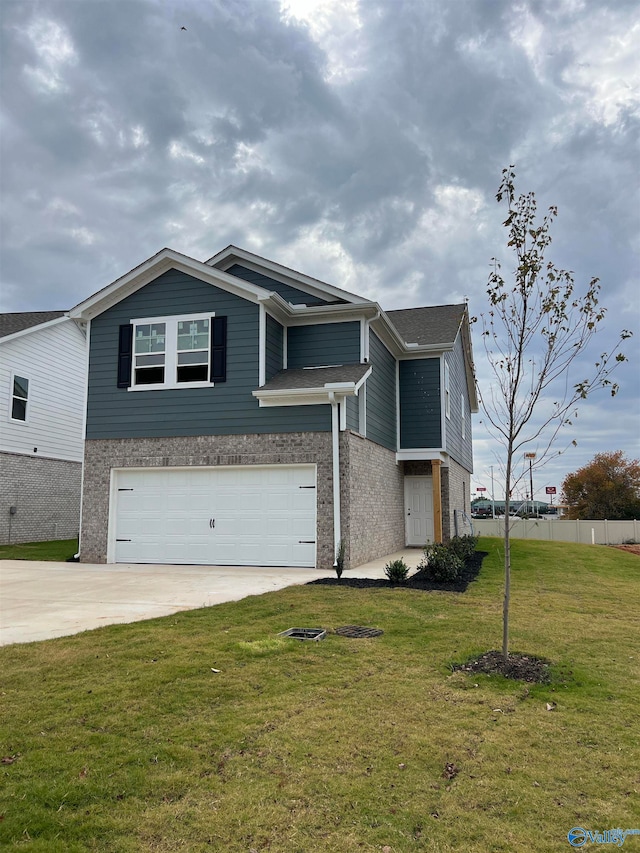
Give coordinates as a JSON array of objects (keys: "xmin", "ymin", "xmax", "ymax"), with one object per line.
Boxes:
[
  {"xmin": 0, "ymin": 311, "xmax": 66, "ymax": 339},
  {"xmin": 386, "ymin": 304, "xmax": 466, "ymax": 347},
  {"xmin": 207, "ymin": 245, "xmax": 370, "ymax": 306}
]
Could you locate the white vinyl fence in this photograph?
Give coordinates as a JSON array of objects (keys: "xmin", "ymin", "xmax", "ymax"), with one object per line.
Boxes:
[{"xmin": 473, "ymin": 517, "xmax": 639, "ymax": 546}]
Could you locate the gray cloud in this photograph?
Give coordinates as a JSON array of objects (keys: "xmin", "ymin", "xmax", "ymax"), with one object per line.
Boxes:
[{"xmin": 1, "ymin": 0, "xmax": 638, "ymax": 487}]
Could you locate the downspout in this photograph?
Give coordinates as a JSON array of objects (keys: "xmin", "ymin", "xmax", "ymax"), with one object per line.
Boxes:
[{"xmin": 328, "ymin": 391, "xmax": 341, "ymax": 566}]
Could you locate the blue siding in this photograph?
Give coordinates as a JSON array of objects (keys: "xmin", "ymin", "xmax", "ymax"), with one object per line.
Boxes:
[
  {"xmin": 287, "ymin": 322, "xmax": 361, "ymax": 369},
  {"xmin": 265, "ymin": 314, "xmax": 283, "ymax": 380},
  {"xmin": 444, "ymin": 335, "xmax": 473, "ymax": 470},
  {"xmin": 346, "ymin": 395, "xmax": 359, "ymax": 431},
  {"xmin": 366, "ymin": 331, "xmax": 396, "ymax": 451},
  {"xmin": 86, "ymin": 269, "xmax": 330, "ymax": 439},
  {"xmin": 399, "ymin": 358, "xmax": 441, "ymax": 449},
  {"xmin": 226, "ymin": 264, "xmax": 333, "ymax": 306}
]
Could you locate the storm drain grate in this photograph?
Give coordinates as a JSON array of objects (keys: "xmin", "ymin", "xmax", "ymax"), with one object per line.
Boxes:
[
  {"xmin": 334, "ymin": 625, "xmax": 384, "ymax": 639},
  {"xmin": 278, "ymin": 628, "xmax": 326, "ymax": 641}
]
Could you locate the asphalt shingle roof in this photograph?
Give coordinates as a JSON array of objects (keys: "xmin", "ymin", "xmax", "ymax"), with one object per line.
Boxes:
[
  {"xmin": 0, "ymin": 311, "xmax": 66, "ymax": 339},
  {"xmin": 386, "ymin": 304, "xmax": 466, "ymax": 346},
  {"xmin": 259, "ymin": 363, "xmax": 370, "ymax": 392}
]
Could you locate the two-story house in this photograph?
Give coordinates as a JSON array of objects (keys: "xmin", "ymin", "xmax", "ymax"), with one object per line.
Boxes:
[
  {"xmin": 0, "ymin": 312, "xmax": 86, "ymax": 544},
  {"xmin": 70, "ymin": 246, "xmax": 476, "ymax": 571}
]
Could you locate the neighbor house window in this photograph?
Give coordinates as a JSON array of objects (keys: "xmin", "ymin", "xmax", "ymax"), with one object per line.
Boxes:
[
  {"xmin": 444, "ymin": 361, "xmax": 450, "ymax": 419},
  {"xmin": 10, "ymin": 374, "xmax": 29, "ymax": 422},
  {"xmin": 129, "ymin": 313, "xmax": 213, "ymax": 390}
]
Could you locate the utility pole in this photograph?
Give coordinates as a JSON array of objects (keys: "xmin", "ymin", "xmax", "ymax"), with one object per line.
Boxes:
[{"xmin": 525, "ymin": 452, "xmax": 536, "ymax": 516}]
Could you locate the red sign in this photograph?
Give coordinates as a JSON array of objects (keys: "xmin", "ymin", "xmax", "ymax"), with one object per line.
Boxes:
[
  {"xmin": 476, "ymin": 487, "xmax": 487, "ymax": 492},
  {"xmin": 545, "ymin": 486, "xmax": 557, "ymax": 494}
]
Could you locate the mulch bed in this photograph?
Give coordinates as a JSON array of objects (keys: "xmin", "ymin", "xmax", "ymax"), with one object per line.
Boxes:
[
  {"xmin": 612, "ymin": 544, "xmax": 640, "ymax": 556},
  {"xmin": 451, "ymin": 650, "xmax": 552, "ymax": 683},
  {"xmin": 307, "ymin": 550, "xmax": 487, "ymax": 593}
]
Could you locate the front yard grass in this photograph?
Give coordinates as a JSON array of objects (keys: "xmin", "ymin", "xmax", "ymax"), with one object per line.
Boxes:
[
  {"xmin": 1, "ymin": 538, "xmax": 639, "ymax": 852},
  {"xmin": 0, "ymin": 538, "xmax": 78, "ymax": 562}
]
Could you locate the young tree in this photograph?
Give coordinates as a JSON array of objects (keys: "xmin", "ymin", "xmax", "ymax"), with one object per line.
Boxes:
[
  {"xmin": 478, "ymin": 167, "xmax": 632, "ymax": 660},
  {"xmin": 562, "ymin": 451, "xmax": 640, "ymax": 520}
]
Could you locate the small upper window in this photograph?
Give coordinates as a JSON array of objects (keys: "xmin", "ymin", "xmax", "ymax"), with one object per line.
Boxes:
[
  {"xmin": 461, "ymin": 392, "xmax": 466, "ymax": 439},
  {"xmin": 11, "ymin": 375, "xmax": 29, "ymax": 422}
]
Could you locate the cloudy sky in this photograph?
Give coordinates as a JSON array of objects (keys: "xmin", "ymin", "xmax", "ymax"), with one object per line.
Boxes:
[{"xmin": 1, "ymin": 0, "xmax": 638, "ymax": 499}]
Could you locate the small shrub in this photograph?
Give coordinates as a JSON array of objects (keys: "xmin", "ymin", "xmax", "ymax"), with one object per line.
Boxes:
[
  {"xmin": 384, "ymin": 558, "xmax": 409, "ymax": 584},
  {"xmin": 448, "ymin": 534, "xmax": 479, "ymax": 563},
  {"xmin": 419, "ymin": 542, "xmax": 463, "ymax": 582}
]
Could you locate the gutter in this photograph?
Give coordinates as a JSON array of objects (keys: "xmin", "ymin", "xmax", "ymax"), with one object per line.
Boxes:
[{"xmin": 328, "ymin": 391, "xmax": 341, "ymax": 567}]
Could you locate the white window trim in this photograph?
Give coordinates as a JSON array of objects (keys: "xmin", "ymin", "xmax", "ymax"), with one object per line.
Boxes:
[
  {"xmin": 461, "ymin": 392, "xmax": 466, "ymax": 439},
  {"xmin": 9, "ymin": 371, "xmax": 30, "ymax": 423},
  {"xmin": 129, "ymin": 312, "xmax": 215, "ymax": 391},
  {"xmin": 444, "ymin": 361, "xmax": 451, "ymax": 419}
]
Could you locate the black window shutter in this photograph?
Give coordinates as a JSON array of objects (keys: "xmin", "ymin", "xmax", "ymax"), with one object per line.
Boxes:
[
  {"xmin": 210, "ymin": 316, "xmax": 227, "ymax": 382},
  {"xmin": 117, "ymin": 324, "xmax": 133, "ymax": 388}
]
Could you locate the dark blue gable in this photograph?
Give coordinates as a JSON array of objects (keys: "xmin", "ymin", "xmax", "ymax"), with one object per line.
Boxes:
[{"xmin": 226, "ymin": 264, "xmax": 338, "ymax": 307}]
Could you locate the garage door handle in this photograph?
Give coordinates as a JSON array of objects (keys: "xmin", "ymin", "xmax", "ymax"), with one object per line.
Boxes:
[
  {"xmin": 299, "ymin": 540, "xmax": 316, "ymax": 544},
  {"xmin": 116, "ymin": 538, "xmax": 131, "ymax": 542},
  {"xmin": 209, "ymin": 518, "xmax": 215, "ymax": 529}
]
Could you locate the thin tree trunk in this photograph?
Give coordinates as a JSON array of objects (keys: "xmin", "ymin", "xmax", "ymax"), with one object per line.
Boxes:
[{"xmin": 502, "ymin": 450, "xmax": 513, "ymax": 660}]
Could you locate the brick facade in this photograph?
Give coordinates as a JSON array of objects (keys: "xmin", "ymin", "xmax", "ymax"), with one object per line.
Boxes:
[
  {"xmin": 81, "ymin": 433, "xmax": 336, "ymax": 568},
  {"xmin": 441, "ymin": 457, "xmax": 472, "ymax": 540},
  {"xmin": 0, "ymin": 451, "xmax": 81, "ymax": 544},
  {"xmin": 80, "ymin": 433, "xmax": 472, "ymax": 569},
  {"xmin": 341, "ymin": 432, "xmax": 405, "ymax": 567}
]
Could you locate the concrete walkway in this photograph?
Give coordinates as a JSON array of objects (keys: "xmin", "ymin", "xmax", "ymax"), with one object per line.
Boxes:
[{"xmin": 0, "ymin": 549, "xmax": 423, "ymax": 646}]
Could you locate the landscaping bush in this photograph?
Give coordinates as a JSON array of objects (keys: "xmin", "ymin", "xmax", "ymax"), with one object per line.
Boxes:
[
  {"xmin": 384, "ymin": 558, "xmax": 409, "ymax": 584},
  {"xmin": 447, "ymin": 534, "xmax": 479, "ymax": 563},
  {"xmin": 419, "ymin": 542, "xmax": 463, "ymax": 582}
]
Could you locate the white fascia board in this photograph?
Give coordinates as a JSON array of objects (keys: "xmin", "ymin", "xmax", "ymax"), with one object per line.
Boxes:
[
  {"xmin": 252, "ymin": 385, "xmax": 356, "ymax": 408},
  {"xmin": 396, "ymin": 449, "xmax": 448, "ymax": 463},
  {"xmin": 69, "ymin": 249, "xmax": 273, "ymax": 322},
  {"xmin": 284, "ymin": 302, "xmax": 379, "ymax": 327},
  {"xmin": 0, "ymin": 315, "xmax": 73, "ymax": 345},
  {"xmin": 459, "ymin": 322, "xmax": 479, "ymax": 412},
  {"xmin": 353, "ymin": 365, "xmax": 372, "ymax": 392},
  {"xmin": 205, "ymin": 245, "xmax": 370, "ymax": 305},
  {"xmin": 398, "ymin": 348, "xmax": 449, "ymax": 361}
]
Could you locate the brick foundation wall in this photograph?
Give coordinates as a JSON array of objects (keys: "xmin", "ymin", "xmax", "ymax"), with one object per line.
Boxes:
[
  {"xmin": 442, "ymin": 457, "xmax": 472, "ymax": 540},
  {"xmin": 0, "ymin": 452, "xmax": 81, "ymax": 544},
  {"xmin": 80, "ymin": 434, "xmax": 336, "ymax": 569},
  {"xmin": 342, "ymin": 432, "xmax": 405, "ymax": 567}
]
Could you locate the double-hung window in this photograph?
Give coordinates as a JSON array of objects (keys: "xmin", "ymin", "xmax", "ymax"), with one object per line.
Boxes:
[
  {"xmin": 10, "ymin": 374, "xmax": 29, "ymax": 422},
  {"xmin": 129, "ymin": 313, "xmax": 214, "ymax": 390}
]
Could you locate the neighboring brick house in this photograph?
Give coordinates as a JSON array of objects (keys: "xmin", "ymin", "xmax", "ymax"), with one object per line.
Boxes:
[
  {"xmin": 0, "ymin": 312, "xmax": 86, "ymax": 544},
  {"xmin": 70, "ymin": 246, "xmax": 477, "ymax": 570}
]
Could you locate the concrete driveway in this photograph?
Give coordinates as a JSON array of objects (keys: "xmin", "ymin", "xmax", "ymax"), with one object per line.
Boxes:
[{"xmin": 0, "ymin": 550, "xmax": 423, "ymax": 646}]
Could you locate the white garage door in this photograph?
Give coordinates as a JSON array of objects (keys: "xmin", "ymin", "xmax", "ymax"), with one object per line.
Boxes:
[{"xmin": 112, "ymin": 465, "xmax": 317, "ymax": 567}]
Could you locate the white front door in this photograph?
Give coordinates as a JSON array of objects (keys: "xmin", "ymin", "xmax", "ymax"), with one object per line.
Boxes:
[
  {"xmin": 404, "ymin": 476, "xmax": 434, "ymax": 546},
  {"xmin": 111, "ymin": 465, "xmax": 317, "ymax": 567}
]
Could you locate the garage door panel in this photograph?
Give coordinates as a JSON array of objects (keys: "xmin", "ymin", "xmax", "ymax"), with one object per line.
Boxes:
[{"xmin": 113, "ymin": 465, "xmax": 317, "ymax": 567}]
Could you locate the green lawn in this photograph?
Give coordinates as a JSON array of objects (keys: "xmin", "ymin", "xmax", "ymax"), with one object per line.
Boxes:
[
  {"xmin": 0, "ymin": 538, "xmax": 78, "ymax": 562},
  {"xmin": 1, "ymin": 539, "xmax": 638, "ymax": 852}
]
